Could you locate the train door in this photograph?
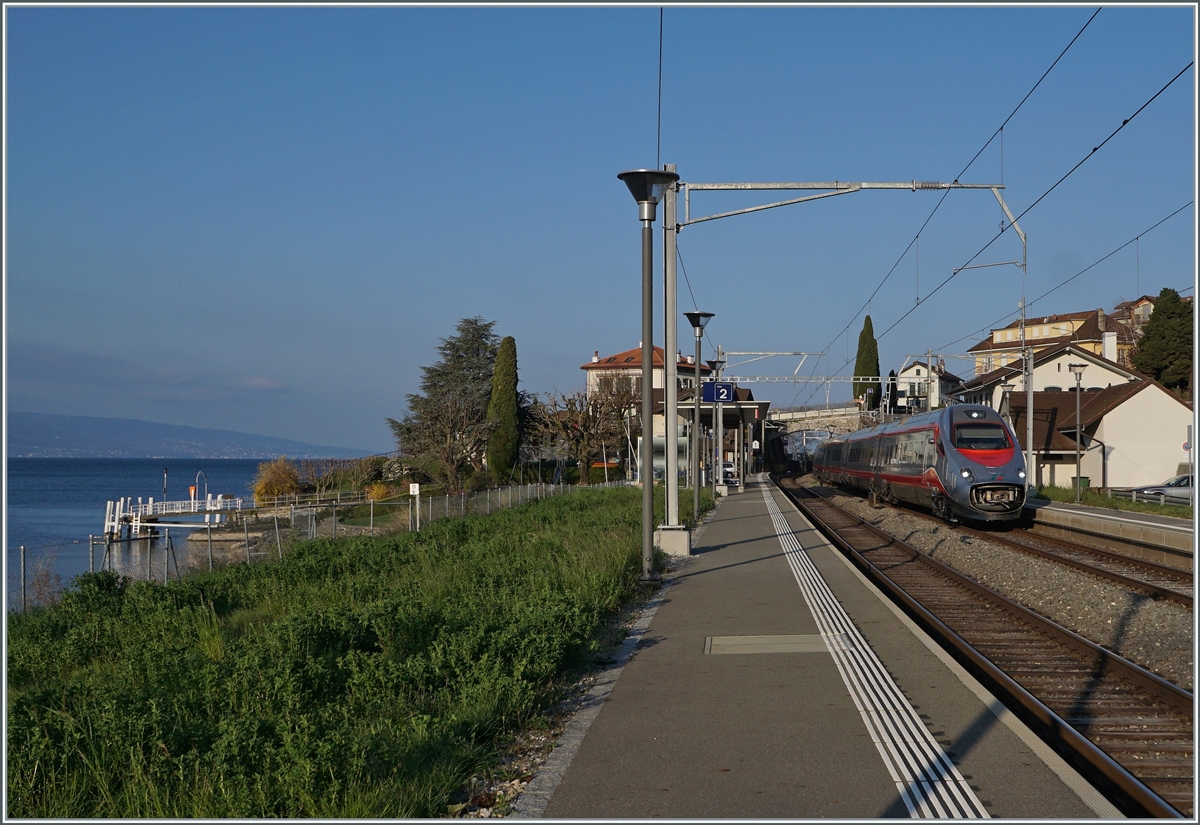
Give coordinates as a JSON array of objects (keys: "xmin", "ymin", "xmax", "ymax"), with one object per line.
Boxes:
[{"xmin": 920, "ymin": 425, "xmax": 939, "ymax": 508}]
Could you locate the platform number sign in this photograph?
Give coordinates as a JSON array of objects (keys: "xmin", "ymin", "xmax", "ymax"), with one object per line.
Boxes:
[{"xmin": 702, "ymin": 382, "xmax": 735, "ymax": 403}]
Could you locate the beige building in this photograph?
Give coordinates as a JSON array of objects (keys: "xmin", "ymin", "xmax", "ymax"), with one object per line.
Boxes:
[
  {"xmin": 580, "ymin": 345, "xmax": 710, "ymax": 399},
  {"xmin": 967, "ymin": 309, "xmax": 1113, "ymax": 376},
  {"xmin": 954, "ymin": 343, "xmax": 1191, "ymax": 490},
  {"xmin": 1008, "ymin": 381, "xmax": 1192, "ymax": 490}
]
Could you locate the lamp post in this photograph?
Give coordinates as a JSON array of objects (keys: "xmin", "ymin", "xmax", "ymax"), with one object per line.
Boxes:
[
  {"xmin": 1069, "ymin": 362, "xmax": 1087, "ymax": 503},
  {"xmin": 707, "ymin": 350, "xmax": 726, "ymax": 492},
  {"xmin": 684, "ymin": 311, "xmax": 714, "ymax": 522},
  {"xmin": 619, "ymin": 168, "xmax": 680, "ymax": 580}
]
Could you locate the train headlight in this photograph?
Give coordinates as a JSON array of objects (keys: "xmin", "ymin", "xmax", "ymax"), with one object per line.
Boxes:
[
  {"xmin": 959, "ymin": 468, "xmax": 975, "ymax": 482},
  {"xmin": 1018, "ymin": 468, "xmax": 1027, "ymax": 480}
]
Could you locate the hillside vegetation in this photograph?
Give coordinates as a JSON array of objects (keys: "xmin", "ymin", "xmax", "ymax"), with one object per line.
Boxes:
[{"xmin": 7, "ymin": 486, "xmax": 691, "ymax": 817}]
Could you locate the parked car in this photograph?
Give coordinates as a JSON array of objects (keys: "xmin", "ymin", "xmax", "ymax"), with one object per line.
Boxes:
[
  {"xmin": 723, "ymin": 462, "xmax": 740, "ymax": 486},
  {"xmin": 1129, "ymin": 474, "xmax": 1192, "ymax": 503}
]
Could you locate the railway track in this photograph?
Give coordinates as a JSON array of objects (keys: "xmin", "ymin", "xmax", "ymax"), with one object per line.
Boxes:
[
  {"xmin": 888, "ymin": 502, "xmax": 1194, "ymax": 608},
  {"xmin": 777, "ymin": 481, "xmax": 1194, "ymax": 818},
  {"xmin": 987, "ymin": 525, "xmax": 1192, "ymax": 606}
]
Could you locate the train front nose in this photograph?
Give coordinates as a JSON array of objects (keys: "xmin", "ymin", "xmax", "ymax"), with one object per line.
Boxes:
[{"xmin": 969, "ymin": 483, "xmax": 1026, "ymax": 512}]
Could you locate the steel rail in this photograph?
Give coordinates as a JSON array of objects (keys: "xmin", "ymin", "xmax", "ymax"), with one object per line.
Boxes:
[
  {"xmin": 776, "ymin": 480, "xmax": 1192, "ymax": 818},
  {"xmin": 876, "ymin": 501, "xmax": 1193, "ymax": 608},
  {"xmin": 978, "ymin": 525, "xmax": 1193, "ymax": 607}
]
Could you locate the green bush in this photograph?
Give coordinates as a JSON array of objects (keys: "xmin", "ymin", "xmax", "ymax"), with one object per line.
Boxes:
[{"xmin": 6, "ymin": 488, "xmax": 654, "ymax": 818}]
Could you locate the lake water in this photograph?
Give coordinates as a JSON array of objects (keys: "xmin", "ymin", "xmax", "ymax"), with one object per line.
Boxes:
[{"xmin": 6, "ymin": 458, "xmax": 263, "ymax": 606}]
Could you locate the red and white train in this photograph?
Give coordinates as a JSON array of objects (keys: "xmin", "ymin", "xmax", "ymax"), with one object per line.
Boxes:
[{"xmin": 811, "ymin": 404, "xmax": 1027, "ymax": 523}]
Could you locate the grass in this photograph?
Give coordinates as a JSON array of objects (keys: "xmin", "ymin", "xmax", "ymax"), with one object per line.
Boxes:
[
  {"xmin": 7, "ymin": 485, "xmax": 711, "ymax": 818},
  {"xmin": 1032, "ymin": 484, "xmax": 1193, "ymax": 520}
]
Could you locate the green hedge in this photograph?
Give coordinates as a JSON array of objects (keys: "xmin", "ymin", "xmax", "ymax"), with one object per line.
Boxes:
[{"xmin": 7, "ymin": 487, "xmax": 660, "ymax": 818}]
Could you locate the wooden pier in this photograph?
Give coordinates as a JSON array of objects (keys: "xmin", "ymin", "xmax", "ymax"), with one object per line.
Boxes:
[{"xmin": 102, "ymin": 490, "xmax": 369, "ymax": 541}]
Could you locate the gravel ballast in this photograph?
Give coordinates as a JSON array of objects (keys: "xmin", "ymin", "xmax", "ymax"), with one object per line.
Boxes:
[{"xmin": 797, "ymin": 476, "xmax": 1194, "ymax": 689}]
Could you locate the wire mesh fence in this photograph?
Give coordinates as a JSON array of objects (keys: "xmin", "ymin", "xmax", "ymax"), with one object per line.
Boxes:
[{"xmin": 8, "ymin": 479, "xmax": 628, "ymax": 613}]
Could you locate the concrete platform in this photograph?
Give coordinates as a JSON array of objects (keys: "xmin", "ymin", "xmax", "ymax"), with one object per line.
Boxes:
[
  {"xmin": 1026, "ymin": 499, "xmax": 1194, "ymax": 569},
  {"xmin": 520, "ymin": 475, "xmax": 1119, "ymax": 819}
]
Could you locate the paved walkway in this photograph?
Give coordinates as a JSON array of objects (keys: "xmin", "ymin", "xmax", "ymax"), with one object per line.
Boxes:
[{"xmin": 517, "ymin": 475, "xmax": 1119, "ymax": 819}]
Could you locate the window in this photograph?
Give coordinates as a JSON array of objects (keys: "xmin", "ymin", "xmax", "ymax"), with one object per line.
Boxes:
[
  {"xmin": 955, "ymin": 424, "xmax": 1010, "ymax": 450},
  {"xmin": 599, "ymin": 375, "xmax": 635, "ymax": 395}
]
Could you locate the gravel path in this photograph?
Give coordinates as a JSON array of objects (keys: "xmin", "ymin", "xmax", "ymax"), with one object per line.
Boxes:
[{"xmin": 797, "ymin": 476, "xmax": 1194, "ymax": 690}]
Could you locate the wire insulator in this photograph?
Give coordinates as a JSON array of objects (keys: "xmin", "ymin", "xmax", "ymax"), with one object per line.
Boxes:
[{"xmin": 916, "ymin": 180, "xmax": 943, "ymax": 190}]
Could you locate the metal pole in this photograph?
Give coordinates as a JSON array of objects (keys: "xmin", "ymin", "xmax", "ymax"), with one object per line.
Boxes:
[
  {"xmin": 207, "ymin": 525, "xmax": 213, "ymax": 572},
  {"xmin": 663, "ymin": 164, "xmax": 680, "ymax": 526},
  {"xmin": 640, "ymin": 217, "xmax": 655, "ymax": 578},
  {"xmin": 21, "ymin": 546, "xmax": 26, "ymax": 613},
  {"xmin": 274, "ymin": 514, "xmax": 283, "ymax": 560},
  {"xmin": 1022, "ymin": 301, "xmax": 1034, "ymax": 494},
  {"xmin": 165, "ymin": 529, "xmax": 170, "ymax": 584},
  {"xmin": 244, "ymin": 518, "xmax": 251, "ymax": 563},
  {"xmin": 89, "ymin": 535, "xmax": 94, "ymax": 574},
  {"xmin": 696, "ymin": 326, "xmax": 700, "ymax": 515},
  {"xmin": 1075, "ymin": 372, "xmax": 1082, "ymax": 504},
  {"xmin": 715, "ymin": 348, "xmax": 724, "ymax": 493}
]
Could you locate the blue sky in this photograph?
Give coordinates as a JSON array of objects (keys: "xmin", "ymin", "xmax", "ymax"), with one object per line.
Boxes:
[{"xmin": 5, "ymin": 5, "xmax": 1196, "ymax": 453}]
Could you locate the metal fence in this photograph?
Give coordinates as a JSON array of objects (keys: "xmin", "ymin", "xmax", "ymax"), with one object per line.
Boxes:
[
  {"xmin": 1105, "ymin": 488, "xmax": 1193, "ymax": 507},
  {"xmin": 8, "ymin": 479, "xmax": 628, "ymax": 613}
]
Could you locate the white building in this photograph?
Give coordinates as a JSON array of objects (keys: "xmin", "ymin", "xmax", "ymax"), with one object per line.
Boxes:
[{"xmin": 954, "ymin": 343, "xmax": 1192, "ymax": 489}]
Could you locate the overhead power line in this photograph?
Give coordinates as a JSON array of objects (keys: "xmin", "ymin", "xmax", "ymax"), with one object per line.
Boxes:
[
  {"xmin": 935, "ymin": 201, "xmax": 1195, "ymax": 352},
  {"xmin": 798, "ymin": 9, "xmax": 1103, "ymax": 408},
  {"xmin": 818, "ymin": 8, "xmax": 1103, "ymax": 358},
  {"xmin": 874, "ymin": 59, "xmax": 1195, "ymax": 344}
]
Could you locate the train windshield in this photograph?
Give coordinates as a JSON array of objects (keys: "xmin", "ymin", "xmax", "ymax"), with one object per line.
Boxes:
[{"xmin": 954, "ymin": 424, "xmax": 1010, "ymax": 450}]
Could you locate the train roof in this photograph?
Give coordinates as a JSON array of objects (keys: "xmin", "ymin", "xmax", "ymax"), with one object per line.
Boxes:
[{"xmin": 825, "ymin": 404, "xmax": 1003, "ymax": 442}]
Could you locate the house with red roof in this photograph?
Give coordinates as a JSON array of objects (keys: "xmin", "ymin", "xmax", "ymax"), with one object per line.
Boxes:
[
  {"xmin": 952, "ymin": 343, "xmax": 1191, "ymax": 489},
  {"xmin": 580, "ymin": 345, "xmax": 710, "ymax": 398}
]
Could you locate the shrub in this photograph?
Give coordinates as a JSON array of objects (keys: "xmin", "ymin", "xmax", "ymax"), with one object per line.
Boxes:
[{"xmin": 253, "ymin": 457, "xmax": 302, "ymax": 502}]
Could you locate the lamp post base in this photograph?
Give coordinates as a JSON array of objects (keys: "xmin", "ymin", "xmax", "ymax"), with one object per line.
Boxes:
[{"xmin": 654, "ymin": 524, "xmax": 691, "ymax": 557}]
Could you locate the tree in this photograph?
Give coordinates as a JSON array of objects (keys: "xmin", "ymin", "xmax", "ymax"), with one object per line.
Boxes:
[
  {"xmin": 253, "ymin": 457, "xmax": 301, "ymax": 502},
  {"xmin": 487, "ymin": 336, "xmax": 520, "ymax": 484},
  {"xmin": 299, "ymin": 458, "xmax": 339, "ymax": 495},
  {"xmin": 533, "ymin": 385, "xmax": 637, "ymax": 485},
  {"xmin": 853, "ymin": 315, "xmax": 882, "ymax": 410},
  {"xmin": 386, "ymin": 317, "xmax": 500, "ymax": 493},
  {"xmin": 1132, "ymin": 288, "xmax": 1193, "ymax": 398}
]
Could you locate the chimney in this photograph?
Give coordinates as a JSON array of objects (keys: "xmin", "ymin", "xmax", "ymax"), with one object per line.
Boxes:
[
  {"xmin": 592, "ymin": 351, "xmax": 600, "ymax": 363},
  {"xmin": 1097, "ymin": 308, "xmax": 1106, "ymax": 332}
]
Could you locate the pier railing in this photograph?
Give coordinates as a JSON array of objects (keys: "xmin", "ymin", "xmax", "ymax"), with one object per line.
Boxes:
[{"xmin": 11, "ymin": 478, "xmax": 629, "ymax": 612}]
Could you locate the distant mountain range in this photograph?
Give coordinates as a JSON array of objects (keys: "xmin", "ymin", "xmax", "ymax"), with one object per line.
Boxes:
[{"xmin": 7, "ymin": 412, "xmax": 372, "ymax": 459}]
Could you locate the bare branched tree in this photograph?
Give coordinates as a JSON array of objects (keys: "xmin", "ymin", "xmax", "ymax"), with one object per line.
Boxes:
[{"xmin": 533, "ymin": 385, "xmax": 638, "ymax": 485}]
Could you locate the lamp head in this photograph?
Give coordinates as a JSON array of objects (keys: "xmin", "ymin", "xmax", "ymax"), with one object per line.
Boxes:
[
  {"xmin": 618, "ymin": 168, "xmax": 680, "ymax": 222},
  {"xmin": 706, "ymin": 359, "xmax": 726, "ymax": 372},
  {"xmin": 1067, "ymin": 362, "xmax": 1087, "ymax": 381},
  {"xmin": 684, "ymin": 310, "xmax": 714, "ymax": 335}
]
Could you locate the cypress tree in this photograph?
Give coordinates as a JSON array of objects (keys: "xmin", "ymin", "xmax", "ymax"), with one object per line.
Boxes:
[
  {"xmin": 853, "ymin": 315, "xmax": 882, "ymax": 410},
  {"xmin": 487, "ymin": 336, "xmax": 520, "ymax": 484},
  {"xmin": 1133, "ymin": 288, "xmax": 1193, "ymax": 398}
]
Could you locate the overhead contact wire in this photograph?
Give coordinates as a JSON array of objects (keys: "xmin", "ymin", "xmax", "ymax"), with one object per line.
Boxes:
[
  {"xmin": 934, "ymin": 201, "xmax": 1195, "ymax": 352},
  {"xmin": 875, "ymin": 59, "xmax": 1194, "ymax": 345},
  {"xmin": 799, "ymin": 10, "xmax": 1102, "ymax": 409}
]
